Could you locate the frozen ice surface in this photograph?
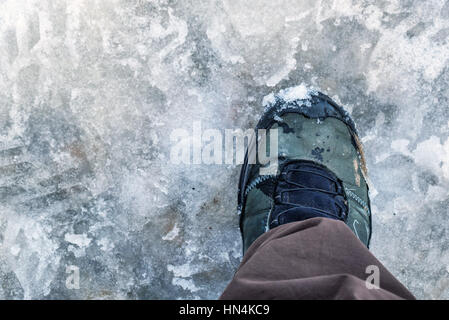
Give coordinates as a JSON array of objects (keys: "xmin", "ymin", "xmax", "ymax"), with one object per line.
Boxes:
[{"xmin": 0, "ymin": 0, "xmax": 448, "ymax": 299}]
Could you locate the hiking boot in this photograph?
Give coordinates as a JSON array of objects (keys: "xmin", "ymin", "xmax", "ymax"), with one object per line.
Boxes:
[{"xmin": 238, "ymin": 86, "xmax": 372, "ymax": 253}]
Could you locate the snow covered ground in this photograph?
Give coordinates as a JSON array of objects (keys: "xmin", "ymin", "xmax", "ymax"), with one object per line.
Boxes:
[{"xmin": 0, "ymin": 0, "xmax": 448, "ymax": 299}]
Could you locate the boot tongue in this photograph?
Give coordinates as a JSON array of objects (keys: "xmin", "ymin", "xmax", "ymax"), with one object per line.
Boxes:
[{"xmin": 270, "ymin": 161, "xmax": 348, "ymax": 228}]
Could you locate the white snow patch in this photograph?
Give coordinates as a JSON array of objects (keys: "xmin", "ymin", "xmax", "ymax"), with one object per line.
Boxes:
[
  {"xmin": 391, "ymin": 139, "xmax": 412, "ymax": 157},
  {"xmin": 97, "ymin": 237, "xmax": 115, "ymax": 252},
  {"xmin": 375, "ymin": 152, "xmax": 390, "ymax": 164},
  {"xmin": 172, "ymin": 277, "xmax": 200, "ymax": 292},
  {"xmin": 366, "ymin": 6, "xmax": 449, "ymax": 93},
  {"xmin": 304, "ymin": 62, "xmax": 313, "ymax": 70},
  {"xmin": 1, "ymin": 209, "xmax": 60, "ymax": 299},
  {"xmin": 64, "ymin": 233, "xmax": 91, "ymax": 247},
  {"xmin": 162, "ymin": 224, "xmax": 180, "ymax": 241},
  {"xmin": 361, "ymin": 134, "xmax": 376, "ymax": 143},
  {"xmin": 273, "ymin": 115, "xmax": 283, "ymax": 122},
  {"xmin": 412, "ymin": 136, "xmax": 449, "ymax": 180},
  {"xmin": 67, "ymin": 245, "xmax": 87, "ymax": 258},
  {"xmin": 262, "ymin": 92, "xmax": 276, "ymax": 108},
  {"xmin": 301, "ymin": 41, "xmax": 309, "ymax": 51},
  {"xmin": 10, "ymin": 245, "xmax": 20, "ymax": 256},
  {"xmin": 360, "ymin": 43, "xmax": 372, "ymax": 53},
  {"xmin": 167, "ymin": 263, "xmax": 196, "ymax": 278},
  {"xmin": 168, "ymin": 262, "xmax": 200, "ymax": 292},
  {"xmin": 263, "ymin": 84, "xmax": 317, "ymax": 112},
  {"xmin": 277, "ymin": 84, "xmax": 311, "ymax": 102}
]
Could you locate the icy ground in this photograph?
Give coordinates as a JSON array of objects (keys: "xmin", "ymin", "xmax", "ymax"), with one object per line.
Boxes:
[{"xmin": 0, "ymin": 0, "xmax": 448, "ymax": 299}]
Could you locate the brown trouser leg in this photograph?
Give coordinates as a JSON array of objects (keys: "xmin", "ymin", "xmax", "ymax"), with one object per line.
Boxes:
[{"xmin": 220, "ymin": 218, "xmax": 415, "ymax": 300}]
